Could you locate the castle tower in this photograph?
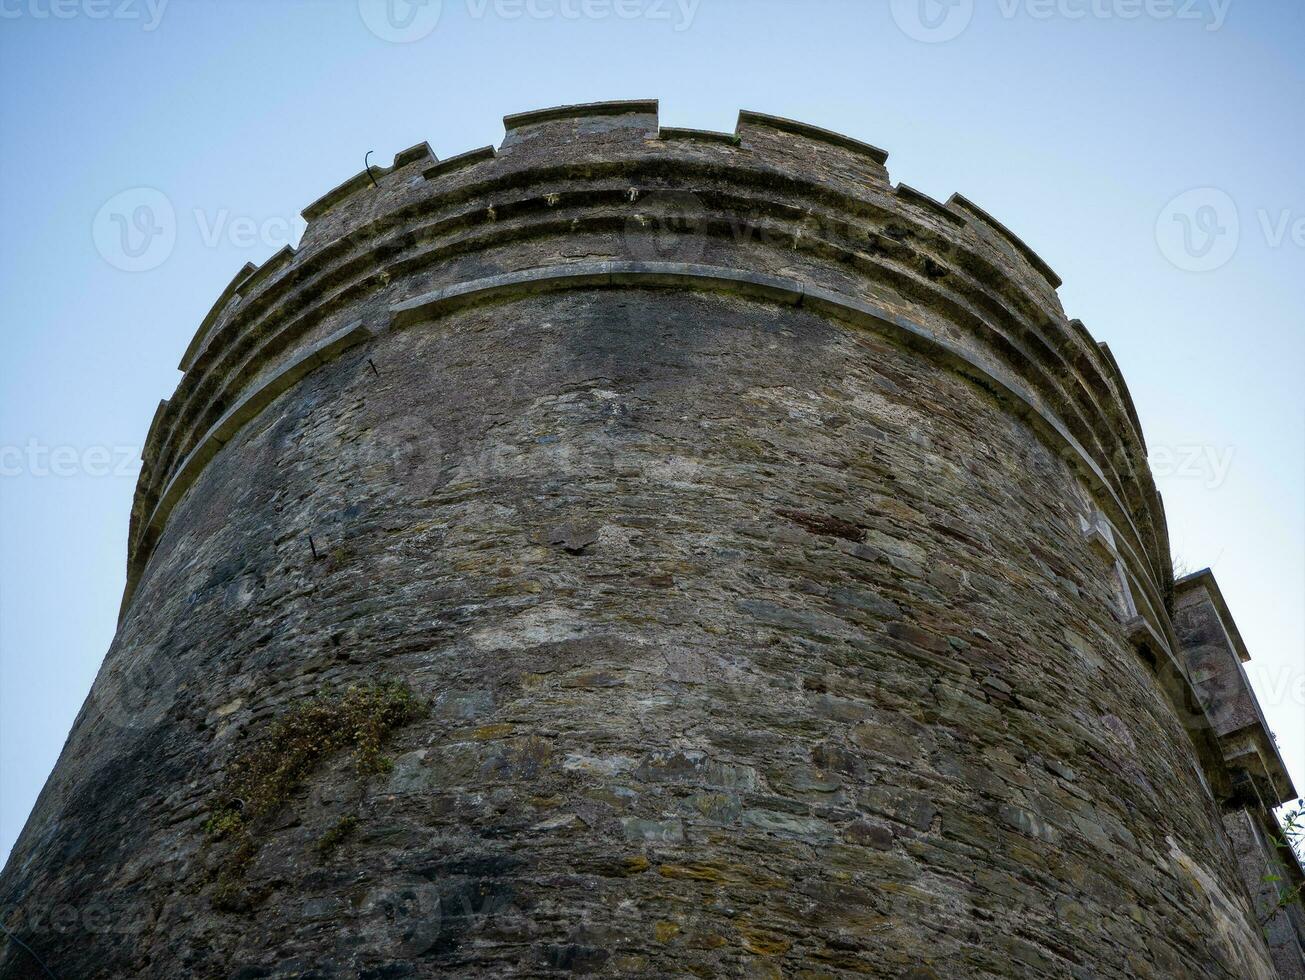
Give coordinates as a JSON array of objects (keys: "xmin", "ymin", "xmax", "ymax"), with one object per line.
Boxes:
[{"xmin": 2, "ymin": 102, "xmax": 1301, "ymax": 978}]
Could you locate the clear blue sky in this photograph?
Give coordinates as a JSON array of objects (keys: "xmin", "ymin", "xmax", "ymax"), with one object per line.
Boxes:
[{"xmin": 1, "ymin": 0, "xmax": 1301, "ymax": 864}]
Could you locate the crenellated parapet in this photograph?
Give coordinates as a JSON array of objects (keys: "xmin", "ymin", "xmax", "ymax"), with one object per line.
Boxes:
[
  {"xmin": 127, "ymin": 102, "xmax": 1181, "ymax": 736},
  {"xmin": 129, "ymin": 103, "xmax": 1168, "ymax": 632},
  {"xmin": 13, "ymin": 100, "xmax": 1301, "ymax": 980}
]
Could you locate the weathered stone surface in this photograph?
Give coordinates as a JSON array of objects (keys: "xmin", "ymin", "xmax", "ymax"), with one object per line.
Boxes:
[{"xmin": 0, "ymin": 102, "xmax": 1296, "ymax": 978}]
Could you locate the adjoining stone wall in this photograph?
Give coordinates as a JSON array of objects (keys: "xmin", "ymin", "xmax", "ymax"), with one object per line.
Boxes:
[
  {"xmin": 1172, "ymin": 572, "xmax": 1305, "ymax": 977},
  {"xmin": 0, "ymin": 102, "xmax": 1293, "ymax": 978},
  {"xmin": 1222, "ymin": 808, "xmax": 1305, "ymax": 979}
]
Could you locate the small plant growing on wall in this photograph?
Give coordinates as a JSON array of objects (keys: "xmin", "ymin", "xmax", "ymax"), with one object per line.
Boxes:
[
  {"xmin": 202, "ymin": 679, "xmax": 426, "ymax": 910},
  {"xmin": 1261, "ymin": 802, "xmax": 1304, "ymax": 936}
]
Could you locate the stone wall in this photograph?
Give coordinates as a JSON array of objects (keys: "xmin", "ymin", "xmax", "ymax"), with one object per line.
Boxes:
[
  {"xmin": 0, "ymin": 102, "xmax": 1295, "ymax": 978},
  {"xmin": 1173, "ymin": 571, "xmax": 1305, "ymax": 976}
]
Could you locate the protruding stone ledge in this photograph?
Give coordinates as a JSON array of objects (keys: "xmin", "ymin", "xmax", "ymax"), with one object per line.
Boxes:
[
  {"xmin": 392, "ymin": 265, "xmax": 609, "ymax": 328},
  {"xmin": 947, "ymin": 192, "xmax": 1063, "ymax": 291},
  {"xmin": 659, "ymin": 126, "xmax": 741, "ymax": 146},
  {"xmin": 736, "ymin": 110, "xmax": 889, "ymax": 166},
  {"xmin": 155, "ymin": 164, "xmax": 1115, "ymax": 487},
  {"xmin": 151, "ymin": 319, "xmax": 374, "ymax": 530},
  {"xmin": 422, "ymin": 146, "xmax": 496, "ymax": 182},
  {"xmin": 1063, "ymin": 321, "xmax": 1149, "ymax": 455},
  {"xmin": 393, "ymin": 141, "xmax": 436, "ymax": 169},
  {"xmin": 503, "ymin": 99, "xmax": 659, "ymax": 131},
  {"xmin": 141, "ymin": 398, "xmax": 170, "ymax": 465},
  {"xmin": 166, "ymin": 136, "xmax": 1092, "ymax": 430},
  {"xmin": 1096, "ymin": 340, "xmax": 1149, "ymax": 453},
  {"xmin": 178, "ymin": 262, "xmax": 256, "ymax": 371}
]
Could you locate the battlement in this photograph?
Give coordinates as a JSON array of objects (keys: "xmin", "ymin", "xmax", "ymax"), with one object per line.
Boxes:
[
  {"xmin": 947, "ymin": 192, "xmax": 1063, "ymax": 291},
  {"xmin": 503, "ymin": 98, "xmax": 660, "ymax": 131},
  {"xmin": 128, "ymin": 102, "xmax": 1166, "ymax": 671},
  {"xmin": 10, "ymin": 102, "xmax": 1300, "ymax": 980},
  {"xmin": 736, "ymin": 110, "xmax": 890, "ymax": 166},
  {"xmin": 422, "ymin": 145, "xmax": 497, "ymax": 181}
]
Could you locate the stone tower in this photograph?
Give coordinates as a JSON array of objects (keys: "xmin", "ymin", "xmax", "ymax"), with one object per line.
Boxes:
[{"xmin": 1, "ymin": 101, "xmax": 1301, "ymax": 978}]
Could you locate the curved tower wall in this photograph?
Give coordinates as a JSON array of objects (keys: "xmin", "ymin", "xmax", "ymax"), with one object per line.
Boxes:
[{"xmin": 1, "ymin": 101, "xmax": 1297, "ymax": 978}]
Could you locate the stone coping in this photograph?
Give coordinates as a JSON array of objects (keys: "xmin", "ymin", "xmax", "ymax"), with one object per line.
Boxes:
[
  {"xmin": 1095, "ymin": 341, "xmax": 1148, "ymax": 454},
  {"xmin": 301, "ymin": 163, "xmax": 393, "ymax": 223},
  {"xmin": 503, "ymin": 99, "xmax": 659, "ymax": 131},
  {"xmin": 178, "ymin": 262, "xmax": 255, "ymax": 372},
  {"xmin": 423, "ymin": 145, "xmax": 497, "ymax": 181},
  {"xmin": 948, "ymin": 192, "xmax": 1063, "ymax": 290},
  {"xmin": 737, "ymin": 110, "xmax": 890, "ymax": 166},
  {"xmin": 392, "ymin": 141, "xmax": 436, "ymax": 169},
  {"xmin": 895, "ymin": 184, "xmax": 966, "ymax": 227}
]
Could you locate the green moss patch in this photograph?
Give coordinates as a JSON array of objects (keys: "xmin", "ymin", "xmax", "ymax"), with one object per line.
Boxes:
[
  {"xmin": 317, "ymin": 815, "xmax": 360, "ymax": 859},
  {"xmin": 203, "ymin": 679, "xmax": 425, "ymax": 908}
]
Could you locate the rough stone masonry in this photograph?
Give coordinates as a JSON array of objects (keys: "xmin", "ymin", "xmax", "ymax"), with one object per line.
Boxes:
[{"xmin": 1, "ymin": 101, "xmax": 1302, "ymax": 978}]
